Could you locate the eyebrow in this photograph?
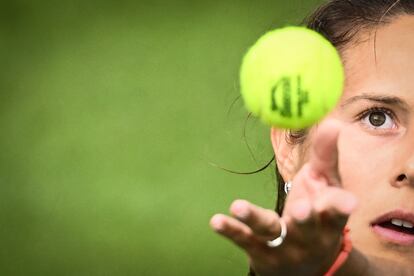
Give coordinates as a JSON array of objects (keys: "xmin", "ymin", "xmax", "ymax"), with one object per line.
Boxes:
[{"xmin": 340, "ymin": 93, "xmax": 410, "ymax": 112}]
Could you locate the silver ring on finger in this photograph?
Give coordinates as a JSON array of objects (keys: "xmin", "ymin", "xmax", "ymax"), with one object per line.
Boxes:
[{"xmin": 266, "ymin": 218, "xmax": 287, "ymax": 248}]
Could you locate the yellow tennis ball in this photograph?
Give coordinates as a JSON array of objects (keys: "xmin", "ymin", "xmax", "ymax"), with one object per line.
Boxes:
[{"xmin": 240, "ymin": 26, "xmax": 344, "ymax": 129}]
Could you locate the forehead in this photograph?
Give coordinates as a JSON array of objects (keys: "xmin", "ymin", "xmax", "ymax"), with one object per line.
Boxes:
[{"xmin": 341, "ymin": 15, "xmax": 414, "ymax": 100}]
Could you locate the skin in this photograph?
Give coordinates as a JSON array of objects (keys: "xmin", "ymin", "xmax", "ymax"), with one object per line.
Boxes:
[
  {"xmin": 210, "ymin": 15, "xmax": 414, "ymax": 275},
  {"xmin": 334, "ymin": 15, "xmax": 414, "ymax": 267}
]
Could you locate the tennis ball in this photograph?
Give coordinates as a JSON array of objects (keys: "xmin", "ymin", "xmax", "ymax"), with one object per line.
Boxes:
[{"xmin": 240, "ymin": 26, "xmax": 344, "ymax": 129}]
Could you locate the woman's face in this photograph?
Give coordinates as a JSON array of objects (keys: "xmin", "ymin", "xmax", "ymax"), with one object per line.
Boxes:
[{"xmin": 321, "ymin": 15, "xmax": 414, "ymax": 265}]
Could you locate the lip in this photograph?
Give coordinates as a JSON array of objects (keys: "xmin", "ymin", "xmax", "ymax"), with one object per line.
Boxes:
[
  {"xmin": 371, "ymin": 209, "xmax": 414, "ymax": 246},
  {"xmin": 371, "ymin": 209, "xmax": 414, "ymax": 225}
]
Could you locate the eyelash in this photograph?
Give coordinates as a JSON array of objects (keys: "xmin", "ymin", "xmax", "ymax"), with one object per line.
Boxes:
[{"xmin": 356, "ymin": 106, "xmax": 397, "ymax": 129}]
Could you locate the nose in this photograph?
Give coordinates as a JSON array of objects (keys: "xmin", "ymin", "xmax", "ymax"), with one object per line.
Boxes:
[{"xmin": 392, "ymin": 154, "xmax": 414, "ymax": 188}]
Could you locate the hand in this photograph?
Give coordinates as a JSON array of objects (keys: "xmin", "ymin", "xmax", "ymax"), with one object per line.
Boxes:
[{"xmin": 210, "ymin": 120, "xmax": 358, "ymax": 276}]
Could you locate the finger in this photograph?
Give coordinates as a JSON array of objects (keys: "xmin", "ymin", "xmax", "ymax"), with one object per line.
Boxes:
[
  {"xmin": 309, "ymin": 119, "xmax": 343, "ymax": 187},
  {"xmin": 285, "ymin": 197, "xmax": 313, "ymax": 223},
  {"xmin": 210, "ymin": 214, "xmax": 256, "ymax": 250},
  {"xmin": 284, "ymin": 189, "xmax": 357, "ymax": 248},
  {"xmin": 289, "ymin": 163, "xmax": 327, "ymax": 201},
  {"xmin": 282, "ymin": 196, "xmax": 319, "ymax": 244},
  {"xmin": 313, "ymin": 188, "xmax": 358, "ymax": 229},
  {"xmin": 210, "ymin": 214, "xmax": 283, "ymax": 265},
  {"xmin": 230, "ymin": 199, "xmax": 281, "ymax": 238}
]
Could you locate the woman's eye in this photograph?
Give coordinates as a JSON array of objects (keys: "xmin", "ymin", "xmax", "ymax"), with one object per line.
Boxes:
[{"xmin": 361, "ymin": 109, "xmax": 395, "ymax": 129}]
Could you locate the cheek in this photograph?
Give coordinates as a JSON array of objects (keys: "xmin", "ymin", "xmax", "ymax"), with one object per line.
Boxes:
[
  {"xmin": 337, "ymin": 126, "xmax": 393, "ymax": 195},
  {"xmin": 337, "ymin": 127, "xmax": 393, "ymax": 246}
]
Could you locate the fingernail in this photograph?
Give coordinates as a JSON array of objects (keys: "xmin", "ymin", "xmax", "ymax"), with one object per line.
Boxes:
[
  {"xmin": 342, "ymin": 194, "xmax": 358, "ymax": 214},
  {"xmin": 231, "ymin": 200, "xmax": 249, "ymax": 219},
  {"xmin": 210, "ymin": 215, "xmax": 224, "ymax": 231},
  {"xmin": 291, "ymin": 199, "xmax": 311, "ymax": 222}
]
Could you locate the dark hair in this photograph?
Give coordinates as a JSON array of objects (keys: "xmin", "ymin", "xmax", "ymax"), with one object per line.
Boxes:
[{"xmin": 249, "ymin": 0, "xmax": 414, "ymax": 275}]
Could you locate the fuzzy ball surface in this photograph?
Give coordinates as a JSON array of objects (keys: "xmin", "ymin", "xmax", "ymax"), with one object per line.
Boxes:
[{"xmin": 240, "ymin": 26, "xmax": 344, "ymax": 129}]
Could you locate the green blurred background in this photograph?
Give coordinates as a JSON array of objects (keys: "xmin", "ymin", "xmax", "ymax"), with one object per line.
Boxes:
[{"xmin": 0, "ymin": 0, "xmax": 323, "ymax": 275}]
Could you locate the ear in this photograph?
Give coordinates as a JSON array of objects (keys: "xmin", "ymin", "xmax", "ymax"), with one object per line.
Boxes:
[{"xmin": 270, "ymin": 127, "xmax": 298, "ymax": 182}]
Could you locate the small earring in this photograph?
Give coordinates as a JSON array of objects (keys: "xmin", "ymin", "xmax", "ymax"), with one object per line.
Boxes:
[{"xmin": 284, "ymin": 181, "xmax": 292, "ymax": 194}]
